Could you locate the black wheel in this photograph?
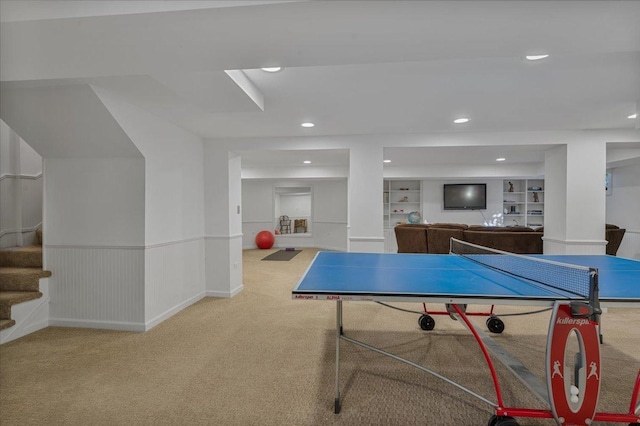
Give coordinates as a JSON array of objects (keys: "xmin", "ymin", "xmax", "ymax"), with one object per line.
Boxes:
[
  {"xmin": 489, "ymin": 416, "xmax": 519, "ymax": 426},
  {"xmin": 419, "ymin": 314, "xmax": 435, "ymax": 330},
  {"xmin": 486, "ymin": 317, "xmax": 505, "ymax": 334}
]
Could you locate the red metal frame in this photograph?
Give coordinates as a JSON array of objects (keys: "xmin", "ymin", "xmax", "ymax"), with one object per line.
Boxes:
[
  {"xmin": 422, "ymin": 302, "xmax": 495, "ymax": 317},
  {"xmin": 450, "ymin": 303, "xmax": 640, "ymax": 425}
]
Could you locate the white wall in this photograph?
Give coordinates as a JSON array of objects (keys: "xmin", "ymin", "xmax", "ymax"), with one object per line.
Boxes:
[
  {"xmin": 45, "ymin": 158, "xmax": 145, "ymax": 247},
  {"xmin": 242, "ymin": 179, "xmax": 348, "ymax": 250},
  {"xmin": 421, "ymin": 179, "xmax": 504, "ymax": 226},
  {"xmin": 93, "ymin": 86, "xmax": 204, "ymax": 246},
  {"xmin": 606, "ymin": 162, "xmax": 640, "ymax": 259}
]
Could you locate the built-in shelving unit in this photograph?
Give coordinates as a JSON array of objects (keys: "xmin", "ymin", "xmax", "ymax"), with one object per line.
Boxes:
[
  {"xmin": 384, "ymin": 180, "xmax": 422, "ymax": 228},
  {"xmin": 502, "ymin": 179, "xmax": 544, "ymax": 227}
]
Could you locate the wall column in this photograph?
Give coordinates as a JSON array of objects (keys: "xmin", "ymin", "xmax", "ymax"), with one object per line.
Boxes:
[
  {"xmin": 204, "ymin": 142, "xmax": 243, "ymax": 297},
  {"xmin": 348, "ymin": 142, "xmax": 384, "ymax": 252},
  {"xmin": 543, "ymin": 141, "xmax": 607, "ymax": 254}
]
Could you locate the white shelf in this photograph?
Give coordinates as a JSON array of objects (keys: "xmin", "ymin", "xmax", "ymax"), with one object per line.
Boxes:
[
  {"xmin": 503, "ymin": 178, "xmax": 544, "ymax": 227},
  {"xmin": 384, "ymin": 179, "xmax": 421, "ymax": 228}
]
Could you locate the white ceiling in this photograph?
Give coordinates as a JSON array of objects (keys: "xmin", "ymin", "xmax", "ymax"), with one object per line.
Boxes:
[{"xmin": 1, "ymin": 1, "xmax": 639, "ymax": 167}]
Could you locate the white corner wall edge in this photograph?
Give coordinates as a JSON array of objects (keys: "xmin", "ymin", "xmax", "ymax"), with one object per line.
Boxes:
[{"xmin": 0, "ymin": 280, "xmax": 50, "ymax": 344}]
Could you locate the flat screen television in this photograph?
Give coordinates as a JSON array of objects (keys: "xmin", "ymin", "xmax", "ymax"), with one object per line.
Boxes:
[{"xmin": 443, "ymin": 183, "xmax": 486, "ymax": 210}]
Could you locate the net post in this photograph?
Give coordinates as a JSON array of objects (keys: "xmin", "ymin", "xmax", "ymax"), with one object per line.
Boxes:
[{"xmin": 588, "ymin": 268, "xmax": 603, "ymax": 343}]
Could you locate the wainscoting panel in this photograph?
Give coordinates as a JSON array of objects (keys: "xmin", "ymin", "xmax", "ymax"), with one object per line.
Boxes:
[
  {"xmin": 144, "ymin": 238, "xmax": 206, "ymax": 328},
  {"xmin": 47, "ymin": 246, "xmax": 145, "ymax": 330},
  {"xmin": 242, "ymin": 221, "xmax": 273, "ymax": 249},
  {"xmin": 205, "ymin": 235, "xmax": 243, "ymax": 298},
  {"xmin": 312, "ymin": 221, "xmax": 347, "ymax": 251}
]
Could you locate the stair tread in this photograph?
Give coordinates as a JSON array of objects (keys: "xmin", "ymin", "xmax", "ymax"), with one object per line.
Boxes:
[
  {"xmin": 0, "ymin": 267, "xmax": 52, "ymax": 277},
  {"xmin": 0, "ymin": 245, "xmax": 42, "ymax": 253},
  {"xmin": 0, "ymin": 245, "xmax": 44, "ymax": 268},
  {"xmin": 0, "ymin": 291, "xmax": 44, "ymax": 311},
  {"xmin": 0, "ymin": 319, "xmax": 16, "ymax": 330}
]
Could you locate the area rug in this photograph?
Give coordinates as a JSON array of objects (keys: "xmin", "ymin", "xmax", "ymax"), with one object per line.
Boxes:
[{"xmin": 261, "ymin": 250, "xmax": 301, "ymax": 261}]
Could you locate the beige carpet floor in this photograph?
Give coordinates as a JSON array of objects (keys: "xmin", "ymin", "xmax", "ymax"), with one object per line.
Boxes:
[{"xmin": 0, "ymin": 248, "xmax": 638, "ymax": 425}]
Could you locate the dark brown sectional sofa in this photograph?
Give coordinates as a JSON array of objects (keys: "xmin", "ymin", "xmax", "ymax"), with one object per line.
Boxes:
[{"xmin": 395, "ymin": 223, "xmax": 626, "ymax": 255}]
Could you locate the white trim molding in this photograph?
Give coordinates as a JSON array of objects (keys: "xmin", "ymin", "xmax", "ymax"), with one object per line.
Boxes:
[
  {"xmin": 349, "ymin": 236, "xmax": 386, "ymax": 242},
  {"xmin": 542, "ymin": 237, "xmax": 607, "ymax": 245},
  {"xmin": 205, "ymin": 233, "xmax": 243, "ymax": 240}
]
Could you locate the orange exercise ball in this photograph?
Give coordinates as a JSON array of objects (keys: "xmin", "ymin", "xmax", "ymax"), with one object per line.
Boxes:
[{"xmin": 255, "ymin": 230, "xmax": 275, "ymax": 249}]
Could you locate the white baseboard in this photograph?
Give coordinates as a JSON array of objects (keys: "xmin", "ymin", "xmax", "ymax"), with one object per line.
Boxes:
[
  {"xmin": 144, "ymin": 291, "xmax": 206, "ymax": 331},
  {"xmin": 48, "ymin": 318, "xmax": 146, "ymax": 332},
  {"xmin": 207, "ymin": 284, "xmax": 244, "ymax": 298}
]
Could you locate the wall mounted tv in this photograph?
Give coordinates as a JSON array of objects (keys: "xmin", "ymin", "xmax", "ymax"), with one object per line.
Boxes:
[{"xmin": 443, "ymin": 183, "xmax": 487, "ymax": 210}]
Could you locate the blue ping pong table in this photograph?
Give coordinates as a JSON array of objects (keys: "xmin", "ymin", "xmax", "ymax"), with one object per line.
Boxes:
[{"xmin": 292, "ymin": 247, "xmax": 640, "ymax": 426}]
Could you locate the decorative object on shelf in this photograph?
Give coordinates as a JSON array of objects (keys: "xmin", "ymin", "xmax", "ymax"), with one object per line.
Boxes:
[
  {"xmin": 399, "ymin": 188, "xmax": 410, "ymax": 190},
  {"xmin": 510, "ymin": 206, "xmax": 516, "ymax": 213},
  {"xmin": 504, "ymin": 208, "xmax": 509, "ymax": 214},
  {"xmin": 399, "ymin": 196, "xmax": 409, "ymax": 202},
  {"xmin": 279, "ymin": 215, "xmax": 291, "ymax": 234},
  {"xmin": 528, "ymin": 186, "xmax": 543, "ymax": 191},
  {"xmin": 408, "ymin": 211, "xmax": 421, "ymax": 224},
  {"xmin": 532, "ymin": 192, "xmax": 539, "ymax": 203},
  {"xmin": 255, "ymin": 230, "xmax": 275, "ymax": 249},
  {"xmin": 294, "ymin": 218, "xmax": 308, "ymax": 233},
  {"xmin": 393, "ymin": 209, "xmax": 405, "ymax": 213},
  {"xmin": 508, "ymin": 181, "xmax": 514, "ymax": 192}
]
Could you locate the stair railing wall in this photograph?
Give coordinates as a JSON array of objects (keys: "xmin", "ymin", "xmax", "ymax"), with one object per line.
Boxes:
[{"xmin": 0, "ymin": 122, "xmax": 44, "ymax": 248}]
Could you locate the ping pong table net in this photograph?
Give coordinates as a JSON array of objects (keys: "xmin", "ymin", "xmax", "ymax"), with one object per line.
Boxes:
[{"xmin": 449, "ymin": 238, "xmax": 599, "ymax": 305}]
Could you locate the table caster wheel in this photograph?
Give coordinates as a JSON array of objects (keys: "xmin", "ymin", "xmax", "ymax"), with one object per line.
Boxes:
[
  {"xmin": 488, "ymin": 415, "xmax": 519, "ymax": 426},
  {"xmin": 419, "ymin": 314, "xmax": 435, "ymax": 330},
  {"xmin": 486, "ymin": 317, "xmax": 505, "ymax": 334}
]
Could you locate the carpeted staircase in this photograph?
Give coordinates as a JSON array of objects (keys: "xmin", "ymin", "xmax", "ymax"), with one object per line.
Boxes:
[{"xmin": 0, "ymin": 229, "xmax": 51, "ymax": 331}]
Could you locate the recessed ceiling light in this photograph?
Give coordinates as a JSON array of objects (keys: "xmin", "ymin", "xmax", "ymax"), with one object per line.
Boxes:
[
  {"xmin": 383, "ymin": 160, "xmax": 391, "ymax": 163},
  {"xmin": 261, "ymin": 67, "xmax": 282, "ymax": 72},
  {"xmin": 453, "ymin": 118, "xmax": 469, "ymax": 124},
  {"xmin": 301, "ymin": 122, "xmax": 315, "ymax": 128},
  {"xmin": 496, "ymin": 158, "xmax": 506, "ymax": 162},
  {"xmin": 629, "ymin": 113, "xmax": 638, "ymax": 119},
  {"xmin": 303, "ymin": 160, "xmax": 311, "ymax": 164},
  {"xmin": 526, "ymin": 54, "xmax": 549, "ymax": 61}
]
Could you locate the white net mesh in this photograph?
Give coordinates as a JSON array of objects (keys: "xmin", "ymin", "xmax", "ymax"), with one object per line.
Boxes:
[{"xmin": 450, "ymin": 238, "xmax": 596, "ymax": 298}]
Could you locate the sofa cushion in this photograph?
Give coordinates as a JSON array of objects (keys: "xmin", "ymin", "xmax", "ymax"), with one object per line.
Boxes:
[
  {"xmin": 426, "ymin": 228, "xmax": 465, "ymax": 254},
  {"xmin": 463, "ymin": 230, "xmax": 543, "ymax": 254},
  {"xmin": 467, "ymin": 226, "xmax": 535, "ymax": 232},
  {"xmin": 429, "ymin": 223, "xmax": 469, "ymax": 230},
  {"xmin": 605, "ymin": 228, "xmax": 626, "ymax": 256},
  {"xmin": 395, "ymin": 225, "xmax": 429, "ymax": 253}
]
